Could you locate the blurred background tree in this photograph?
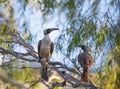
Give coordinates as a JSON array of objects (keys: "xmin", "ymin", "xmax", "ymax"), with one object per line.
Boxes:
[{"xmin": 0, "ymin": 0, "xmax": 120, "ymax": 89}]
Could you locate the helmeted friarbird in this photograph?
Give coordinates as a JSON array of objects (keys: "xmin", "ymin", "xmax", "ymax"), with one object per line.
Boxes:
[
  {"xmin": 78, "ymin": 45, "xmax": 93, "ymax": 83},
  {"xmin": 38, "ymin": 28, "xmax": 59, "ymax": 81}
]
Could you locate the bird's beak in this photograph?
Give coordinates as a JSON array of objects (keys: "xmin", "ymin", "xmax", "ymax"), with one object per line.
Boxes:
[
  {"xmin": 52, "ymin": 28, "xmax": 59, "ymax": 30},
  {"xmin": 48, "ymin": 28, "xmax": 59, "ymax": 32}
]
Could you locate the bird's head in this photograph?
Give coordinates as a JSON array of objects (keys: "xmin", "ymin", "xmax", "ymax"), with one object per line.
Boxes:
[
  {"xmin": 43, "ymin": 28, "xmax": 59, "ymax": 35},
  {"xmin": 78, "ymin": 45, "xmax": 90, "ymax": 51}
]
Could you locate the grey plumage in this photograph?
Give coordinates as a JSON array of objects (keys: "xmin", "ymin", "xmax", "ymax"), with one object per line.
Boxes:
[
  {"xmin": 38, "ymin": 28, "xmax": 58, "ymax": 81},
  {"xmin": 38, "ymin": 35, "xmax": 54, "ymax": 59}
]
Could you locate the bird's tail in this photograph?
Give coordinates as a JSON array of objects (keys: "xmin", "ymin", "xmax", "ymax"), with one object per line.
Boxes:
[
  {"xmin": 81, "ymin": 67, "xmax": 90, "ymax": 83},
  {"xmin": 41, "ymin": 62, "xmax": 48, "ymax": 81}
]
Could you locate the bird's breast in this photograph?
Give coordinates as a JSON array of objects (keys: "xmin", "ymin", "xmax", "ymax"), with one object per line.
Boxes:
[
  {"xmin": 78, "ymin": 53, "xmax": 93, "ymax": 68},
  {"xmin": 40, "ymin": 38, "xmax": 52, "ymax": 58}
]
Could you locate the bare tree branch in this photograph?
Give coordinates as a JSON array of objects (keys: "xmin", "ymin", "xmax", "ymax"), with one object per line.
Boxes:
[{"xmin": 0, "ymin": 46, "xmax": 38, "ymax": 62}]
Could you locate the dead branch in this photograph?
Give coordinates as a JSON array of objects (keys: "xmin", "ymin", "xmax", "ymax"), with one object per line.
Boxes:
[{"xmin": 0, "ymin": 46, "xmax": 38, "ymax": 62}]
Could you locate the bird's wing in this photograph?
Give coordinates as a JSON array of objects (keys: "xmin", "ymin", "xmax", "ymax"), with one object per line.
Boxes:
[
  {"xmin": 50, "ymin": 42, "xmax": 54, "ymax": 55},
  {"xmin": 78, "ymin": 53, "xmax": 87, "ymax": 68},
  {"xmin": 38, "ymin": 40, "xmax": 41, "ymax": 58}
]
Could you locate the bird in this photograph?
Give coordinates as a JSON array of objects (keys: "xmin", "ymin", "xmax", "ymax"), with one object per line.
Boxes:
[
  {"xmin": 78, "ymin": 45, "xmax": 93, "ymax": 83},
  {"xmin": 38, "ymin": 28, "xmax": 59, "ymax": 81}
]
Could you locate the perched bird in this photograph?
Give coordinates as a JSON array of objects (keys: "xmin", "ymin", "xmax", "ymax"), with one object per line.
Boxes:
[
  {"xmin": 38, "ymin": 28, "xmax": 59, "ymax": 81},
  {"xmin": 78, "ymin": 45, "xmax": 93, "ymax": 83}
]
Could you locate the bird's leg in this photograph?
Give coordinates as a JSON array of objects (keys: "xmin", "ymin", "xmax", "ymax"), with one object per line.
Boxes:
[
  {"xmin": 43, "ymin": 62, "xmax": 48, "ymax": 68},
  {"xmin": 41, "ymin": 58, "xmax": 48, "ymax": 68}
]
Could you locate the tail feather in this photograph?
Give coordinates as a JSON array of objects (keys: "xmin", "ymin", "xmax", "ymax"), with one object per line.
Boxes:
[
  {"xmin": 81, "ymin": 67, "xmax": 90, "ymax": 83},
  {"xmin": 41, "ymin": 62, "xmax": 48, "ymax": 81}
]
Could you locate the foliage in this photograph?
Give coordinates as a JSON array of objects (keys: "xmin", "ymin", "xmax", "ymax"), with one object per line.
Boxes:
[{"xmin": 0, "ymin": 0, "xmax": 120, "ymax": 89}]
